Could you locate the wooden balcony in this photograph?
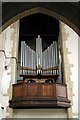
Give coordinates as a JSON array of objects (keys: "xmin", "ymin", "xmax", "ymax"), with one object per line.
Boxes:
[{"xmin": 9, "ymin": 79, "xmax": 71, "ymax": 109}]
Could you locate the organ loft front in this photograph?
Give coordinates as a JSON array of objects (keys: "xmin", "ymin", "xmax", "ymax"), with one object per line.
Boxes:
[{"xmin": 9, "ymin": 13, "xmax": 71, "ymax": 108}]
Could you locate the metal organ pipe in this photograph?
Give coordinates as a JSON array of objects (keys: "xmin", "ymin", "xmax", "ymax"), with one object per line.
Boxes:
[
  {"xmin": 51, "ymin": 44, "xmax": 53, "ymax": 74},
  {"xmin": 26, "ymin": 45, "xmax": 28, "ymax": 74},
  {"xmin": 42, "ymin": 41, "xmax": 59, "ymax": 75},
  {"xmin": 54, "ymin": 41, "xmax": 56, "ymax": 74},
  {"xmin": 33, "ymin": 51, "xmax": 35, "ymax": 74},
  {"xmin": 20, "ymin": 40, "xmax": 59, "ymax": 76},
  {"xmin": 36, "ymin": 35, "xmax": 42, "ymax": 68},
  {"xmin": 21, "ymin": 41, "xmax": 36, "ymax": 74},
  {"xmin": 20, "ymin": 41, "xmax": 24, "ymax": 73},
  {"xmin": 20, "ymin": 41, "xmax": 22, "ymax": 74}
]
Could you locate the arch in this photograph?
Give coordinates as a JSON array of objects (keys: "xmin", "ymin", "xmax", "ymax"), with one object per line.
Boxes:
[{"xmin": 1, "ymin": 2, "xmax": 80, "ymax": 35}]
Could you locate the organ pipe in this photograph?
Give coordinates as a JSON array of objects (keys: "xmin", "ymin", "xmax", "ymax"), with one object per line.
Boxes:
[
  {"xmin": 36, "ymin": 35, "xmax": 42, "ymax": 67},
  {"xmin": 20, "ymin": 38, "xmax": 59, "ymax": 76}
]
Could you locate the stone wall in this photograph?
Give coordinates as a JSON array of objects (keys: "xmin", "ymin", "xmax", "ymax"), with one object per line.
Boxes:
[
  {"xmin": 60, "ymin": 22, "xmax": 78, "ymax": 118},
  {"xmin": 0, "ymin": 21, "xmax": 19, "ymax": 119}
]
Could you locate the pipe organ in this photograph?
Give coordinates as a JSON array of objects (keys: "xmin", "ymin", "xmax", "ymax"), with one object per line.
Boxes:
[
  {"xmin": 9, "ymin": 36, "xmax": 71, "ymax": 109},
  {"xmin": 42, "ymin": 41, "xmax": 59, "ymax": 75},
  {"xmin": 9, "ymin": 15, "xmax": 71, "ymax": 109},
  {"xmin": 20, "ymin": 36, "xmax": 60, "ymax": 80},
  {"xmin": 20, "ymin": 41, "xmax": 37, "ymax": 75},
  {"xmin": 10, "ymin": 39, "xmax": 71, "ymax": 108}
]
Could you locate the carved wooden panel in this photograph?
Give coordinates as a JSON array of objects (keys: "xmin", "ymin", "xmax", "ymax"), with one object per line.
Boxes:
[
  {"xmin": 41, "ymin": 84, "xmax": 55, "ymax": 97},
  {"xmin": 27, "ymin": 83, "xmax": 39, "ymax": 97},
  {"xmin": 13, "ymin": 84, "xmax": 23, "ymax": 97}
]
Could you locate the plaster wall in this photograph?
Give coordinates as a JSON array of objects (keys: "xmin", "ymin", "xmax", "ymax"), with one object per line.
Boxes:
[{"xmin": 13, "ymin": 109, "xmax": 67, "ymax": 118}]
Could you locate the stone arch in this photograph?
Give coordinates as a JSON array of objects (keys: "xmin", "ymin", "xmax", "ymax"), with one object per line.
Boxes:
[
  {"xmin": 1, "ymin": 2, "xmax": 79, "ymax": 35},
  {"xmin": 0, "ymin": 3, "xmax": 79, "ymax": 118}
]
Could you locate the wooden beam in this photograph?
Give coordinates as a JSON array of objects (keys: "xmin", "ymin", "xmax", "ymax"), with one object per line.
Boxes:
[
  {"xmin": 20, "ymin": 66, "xmax": 36, "ymax": 71},
  {"xmin": 20, "ymin": 66, "xmax": 58, "ymax": 71}
]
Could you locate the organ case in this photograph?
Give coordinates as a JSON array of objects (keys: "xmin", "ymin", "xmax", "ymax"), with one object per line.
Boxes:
[{"xmin": 9, "ymin": 36, "xmax": 71, "ymax": 108}]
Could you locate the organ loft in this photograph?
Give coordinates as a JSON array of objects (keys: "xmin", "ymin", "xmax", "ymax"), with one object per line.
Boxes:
[{"xmin": 9, "ymin": 13, "xmax": 71, "ymax": 108}]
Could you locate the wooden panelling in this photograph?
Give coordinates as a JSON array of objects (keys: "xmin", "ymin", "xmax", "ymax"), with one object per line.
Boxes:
[
  {"xmin": 13, "ymin": 84, "xmax": 23, "ymax": 98},
  {"xmin": 10, "ymin": 82, "xmax": 71, "ymax": 108},
  {"xmin": 41, "ymin": 84, "xmax": 55, "ymax": 97},
  {"xmin": 56, "ymin": 84, "xmax": 67, "ymax": 98},
  {"xmin": 27, "ymin": 84, "xmax": 39, "ymax": 97}
]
